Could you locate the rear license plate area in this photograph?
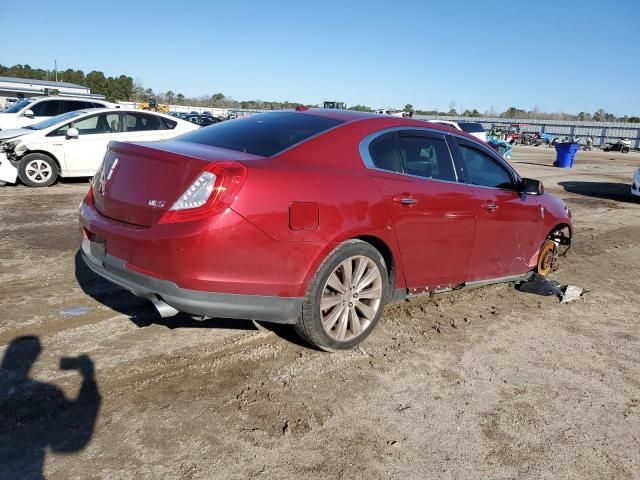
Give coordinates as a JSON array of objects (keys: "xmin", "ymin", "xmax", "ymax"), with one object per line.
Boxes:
[{"xmin": 86, "ymin": 231, "xmax": 107, "ymax": 264}]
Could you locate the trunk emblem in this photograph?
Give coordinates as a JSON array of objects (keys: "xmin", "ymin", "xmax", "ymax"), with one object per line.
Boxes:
[{"xmin": 148, "ymin": 200, "xmax": 166, "ymax": 208}]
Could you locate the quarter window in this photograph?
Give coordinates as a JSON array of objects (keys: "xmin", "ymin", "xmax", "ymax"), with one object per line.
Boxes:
[
  {"xmin": 459, "ymin": 144, "xmax": 514, "ymax": 189},
  {"xmin": 397, "ymin": 135, "xmax": 456, "ymax": 181},
  {"xmin": 368, "ymin": 132, "xmax": 403, "ymax": 173}
]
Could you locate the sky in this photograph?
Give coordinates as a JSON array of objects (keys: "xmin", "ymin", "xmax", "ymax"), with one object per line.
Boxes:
[{"xmin": 2, "ymin": 0, "xmax": 639, "ymax": 115}]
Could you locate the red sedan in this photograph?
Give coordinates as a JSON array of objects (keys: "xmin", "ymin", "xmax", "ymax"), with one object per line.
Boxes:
[{"xmin": 79, "ymin": 108, "xmax": 572, "ymax": 351}]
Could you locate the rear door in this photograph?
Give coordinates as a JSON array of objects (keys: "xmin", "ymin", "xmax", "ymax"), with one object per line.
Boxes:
[
  {"xmin": 452, "ymin": 138, "xmax": 542, "ymax": 281},
  {"xmin": 365, "ymin": 129, "xmax": 476, "ymax": 290},
  {"xmin": 50, "ymin": 111, "xmax": 122, "ymax": 175}
]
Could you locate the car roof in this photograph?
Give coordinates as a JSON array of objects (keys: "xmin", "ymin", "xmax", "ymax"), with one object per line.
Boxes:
[
  {"xmin": 28, "ymin": 96, "xmax": 110, "ymax": 103},
  {"xmin": 285, "ymin": 109, "xmax": 478, "ymax": 140}
]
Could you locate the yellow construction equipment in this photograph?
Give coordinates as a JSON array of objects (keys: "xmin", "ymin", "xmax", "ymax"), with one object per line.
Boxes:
[{"xmin": 136, "ymin": 98, "xmax": 169, "ymax": 114}]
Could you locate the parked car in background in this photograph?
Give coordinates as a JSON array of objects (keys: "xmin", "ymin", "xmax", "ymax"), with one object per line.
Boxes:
[
  {"xmin": 184, "ymin": 114, "xmax": 223, "ymax": 127},
  {"xmin": 631, "ymin": 167, "xmax": 640, "ymax": 198},
  {"xmin": 0, "ymin": 96, "xmax": 114, "ymax": 130},
  {"xmin": 79, "ymin": 109, "xmax": 572, "ymax": 351},
  {"xmin": 1, "ymin": 108, "xmax": 198, "ymax": 187},
  {"xmin": 602, "ymin": 138, "xmax": 631, "ymax": 153},
  {"xmin": 427, "ymin": 119, "xmax": 487, "ymax": 142}
]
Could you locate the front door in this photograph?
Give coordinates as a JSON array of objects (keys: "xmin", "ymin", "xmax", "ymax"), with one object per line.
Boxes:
[
  {"xmin": 365, "ymin": 130, "xmax": 476, "ymax": 290},
  {"xmin": 454, "ymin": 139, "xmax": 542, "ymax": 281}
]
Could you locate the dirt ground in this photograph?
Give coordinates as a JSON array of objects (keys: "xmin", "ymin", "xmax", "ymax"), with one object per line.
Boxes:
[{"xmin": 0, "ymin": 145, "xmax": 639, "ymax": 480}]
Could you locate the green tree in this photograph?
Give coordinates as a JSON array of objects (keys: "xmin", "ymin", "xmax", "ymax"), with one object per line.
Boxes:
[
  {"xmin": 165, "ymin": 90, "xmax": 175, "ymax": 104},
  {"xmin": 404, "ymin": 104, "xmax": 414, "ymax": 113},
  {"xmin": 85, "ymin": 71, "xmax": 107, "ymax": 95},
  {"xmin": 348, "ymin": 104, "xmax": 373, "ymax": 112},
  {"xmin": 503, "ymin": 106, "xmax": 526, "ymax": 118},
  {"xmin": 211, "ymin": 93, "xmax": 225, "ymax": 105},
  {"xmin": 176, "ymin": 93, "xmax": 185, "ymax": 104}
]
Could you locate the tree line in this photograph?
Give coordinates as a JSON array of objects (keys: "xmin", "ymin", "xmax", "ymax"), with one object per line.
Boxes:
[{"xmin": 1, "ymin": 64, "xmax": 638, "ymax": 123}]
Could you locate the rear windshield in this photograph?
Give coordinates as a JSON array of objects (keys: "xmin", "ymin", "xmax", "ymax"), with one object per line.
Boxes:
[
  {"xmin": 458, "ymin": 122, "xmax": 485, "ymax": 133},
  {"xmin": 178, "ymin": 112, "xmax": 344, "ymax": 157}
]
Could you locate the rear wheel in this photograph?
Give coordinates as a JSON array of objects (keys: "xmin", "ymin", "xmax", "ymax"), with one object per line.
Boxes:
[
  {"xmin": 295, "ymin": 240, "xmax": 389, "ymax": 351},
  {"xmin": 18, "ymin": 153, "xmax": 58, "ymax": 187}
]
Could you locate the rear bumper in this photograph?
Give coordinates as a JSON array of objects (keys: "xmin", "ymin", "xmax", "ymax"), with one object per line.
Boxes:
[{"xmin": 81, "ymin": 240, "xmax": 303, "ymax": 324}]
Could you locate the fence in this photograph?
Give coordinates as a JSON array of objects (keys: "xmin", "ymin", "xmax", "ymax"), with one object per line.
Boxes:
[{"xmin": 414, "ymin": 115, "xmax": 640, "ymax": 149}]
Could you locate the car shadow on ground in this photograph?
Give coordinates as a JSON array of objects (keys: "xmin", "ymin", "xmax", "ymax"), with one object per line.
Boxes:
[
  {"xmin": 559, "ymin": 181, "xmax": 637, "ymax": 204},
  {"xmin": 73, "ymin": 251, "xmax": 313, "ymax": 349},
  {"xmin": 511, "ymin": 160, "xmax": 557, "ymax": 168},
  {"xmin": 0, "ymin": 336, "xmax": 101, "ymax": 479}
]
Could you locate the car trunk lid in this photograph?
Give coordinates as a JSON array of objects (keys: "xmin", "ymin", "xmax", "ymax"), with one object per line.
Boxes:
[{"xmin": 92, "ymin": 140, "xmax": 260, "ymax": 227}]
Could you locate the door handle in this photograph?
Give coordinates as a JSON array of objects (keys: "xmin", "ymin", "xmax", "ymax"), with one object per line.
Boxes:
[
  {"xmin": 481, "ymin": 202, "xmax": 499, "ymax": 211},
  {"xmin": 393, "ymin": 196, "xmax": 418, "ymax": 206}
]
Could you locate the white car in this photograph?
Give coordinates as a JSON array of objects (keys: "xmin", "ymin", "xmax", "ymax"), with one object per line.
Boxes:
[
  {"xmin": 427, "ymin": 119, "xmax": 487, "ymax": 142},
  {"xmin": 0, "ymin": 108, "xmax": 199, "ymax": 187},
  {"xmin": 0, "ymin": 96, "xmax": 114, "ymax": 130},
  {"xmin": 631, "ymin": 168, "xmax": 640, "ymax": 198}
]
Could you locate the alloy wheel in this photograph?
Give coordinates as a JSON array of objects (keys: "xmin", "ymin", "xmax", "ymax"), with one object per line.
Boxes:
[
  {"xmin": 25, "ymin": 160, "xmax": 53, "ymax": 184},
  {"xmin": 320, "ymin": 255, "xmax": 383, "ymax": 341}
]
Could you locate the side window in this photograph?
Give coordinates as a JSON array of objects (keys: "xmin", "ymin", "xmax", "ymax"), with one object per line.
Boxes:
[
  {"xmin": 61, "ymin": 101, "xmax": 87, "ymax": 113},
  {"xmin": 459, "ymin": 144, "xmax": 514, "ymax": 189},
  {"xmin": 52, "ymin": 113, "xmax": 121, "ymax": 136},
  {"xmin": 396, "ymin": 135, "xmax": 456, "ymax": 181},
  {"xmin": 368, "ymin": 132, "xmax": 402, "ymax": 173},
  {"xmin": 30, "ymin": 100, "xmax": 61, "ymax": 117},
  {"xmin": 125, "ymin": 113, "xmax": 163, "ymax": 132}
]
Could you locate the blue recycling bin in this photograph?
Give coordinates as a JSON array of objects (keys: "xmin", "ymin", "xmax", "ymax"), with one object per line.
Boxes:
[{"xmin": 554, "ymin": 143, "xmax": 579, "ymax": 168}]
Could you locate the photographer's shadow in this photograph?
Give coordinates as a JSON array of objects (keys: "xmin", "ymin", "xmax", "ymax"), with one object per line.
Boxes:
[{"xmin": 0, "ymin": 336, "xmax": 101, "ymax": 480}]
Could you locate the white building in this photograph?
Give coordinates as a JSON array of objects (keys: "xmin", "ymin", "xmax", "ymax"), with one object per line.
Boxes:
[{"xmin": 0, "ymin": 76, "xmax": 105, "ymax": 109}]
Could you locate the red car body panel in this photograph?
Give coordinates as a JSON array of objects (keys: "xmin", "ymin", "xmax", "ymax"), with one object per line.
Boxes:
[{"xmin": 79, "ymin": 110, "xmax": 572, "ymax": 317}]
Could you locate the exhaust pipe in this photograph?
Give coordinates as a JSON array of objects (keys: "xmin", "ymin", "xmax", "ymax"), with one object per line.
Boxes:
[{"xmin": 146, "ymin": 294, "xmax": 180, "ymax": 318}]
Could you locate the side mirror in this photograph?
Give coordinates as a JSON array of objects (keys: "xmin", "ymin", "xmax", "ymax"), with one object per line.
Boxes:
[
  {"xmin": 522, "ymin": 178, "xmax": 544, "ymax": 195},
  {"xmin": 23, "ymin": 109, "xmax": 35, "ymax": 119},
  {"xmin": 66, "ymin": 127, "xmax": 79, "ymax": 139}
]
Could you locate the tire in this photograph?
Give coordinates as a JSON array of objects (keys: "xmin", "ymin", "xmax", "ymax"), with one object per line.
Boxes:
[
  {"xmin": 295, "ymin": 240, "xmax": 389, "ymax": 351},
  {"xmin": 18, "ymin": 153, "xmax": 59, "ymax": 187}
]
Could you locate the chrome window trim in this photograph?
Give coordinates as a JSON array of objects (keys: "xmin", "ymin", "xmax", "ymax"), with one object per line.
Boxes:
[{"xmin": 359, "ymin": 126, "xmax": 522, "ymax": 191}]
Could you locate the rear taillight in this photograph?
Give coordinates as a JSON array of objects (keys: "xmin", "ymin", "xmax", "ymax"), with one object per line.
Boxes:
[
  {"xmin": 158, "ymin": 162, "xmax": 247, "ymax": 224},
  {"xmin": 80, "ymin": 184, "xmax": 94, "ymax": 210}
]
